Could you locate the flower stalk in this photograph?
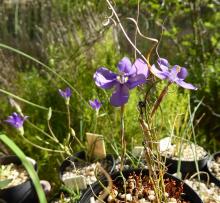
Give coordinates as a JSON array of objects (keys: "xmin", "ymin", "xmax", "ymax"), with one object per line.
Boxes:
[{"xmin": 120, "ymin": 105, "xmax": 126, "ymax": 171}]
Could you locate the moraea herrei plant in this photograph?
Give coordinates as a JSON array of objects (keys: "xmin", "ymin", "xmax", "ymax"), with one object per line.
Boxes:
[{"xmin": 94, "ymin": 57, "xmax": 149, "ymax": 107}]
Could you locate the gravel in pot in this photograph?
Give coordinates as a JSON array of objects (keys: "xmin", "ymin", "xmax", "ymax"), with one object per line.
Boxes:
[
  {"xmin": 79, "ymin": 169, "xmax": 203, "ymax": 203},
  {"xmin": 206, "ymin": 151, "xmax": 220, "ymax": 187},
  {"xmin": 160, "ymin": 137, "xmax": 209, "ymax": 174},
  {"xmin": 60, "ymin": 151, "xmax": 115, "ymax": 191},
  {"xmin": 0, "ymin": 155, "xmax": 38, "ymax": 203},
  {"xmin": 184, "ymin": 172, "xmax": 220, "ymax": 203}
]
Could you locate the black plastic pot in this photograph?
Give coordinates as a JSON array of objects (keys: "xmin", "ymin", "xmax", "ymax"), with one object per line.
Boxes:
[
  {"xmin": 164, "ymin": 154, "xmax": 209, "ymax": 175},
  {"xmin": 60, "ymin": 151, "xmax": 115, "ymax": 187},
  {"xmin": 0, "ymin": 155, "xmax": 38, "ymax": 203},
  {"xmin": 206, "ymin": 151, "xmax": 220, "ymax": 187},
  {"xmin": 79, "ymin": 169, "xmax": 203, "ymax": 203}
]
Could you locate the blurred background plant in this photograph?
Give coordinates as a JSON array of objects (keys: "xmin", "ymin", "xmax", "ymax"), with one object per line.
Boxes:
[{"xmin": 0, "ymin": 0, "xmax": 219, "ymax": 194}]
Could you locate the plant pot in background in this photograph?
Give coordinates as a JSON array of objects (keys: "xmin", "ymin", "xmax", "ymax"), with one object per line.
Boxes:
[
  {"xmin": 165, "ymin": 155, "xmax": 209, "ymax": 175},
  {"xmin": 60, "ymin": 151, "xmax": 115, "ymax": 191},
  {"xmin": 206, "ymin": 151, "xmax": 220, "ymax": 187},
  {"xmin": 0, "ymin": 155, "xmax": 38, "ymax": 203},
  {"xmin": 160, "ymin": 137, "xmax": 209, "ymax": 175},
  {"xmin": 79, "ymin": 169, "xmax": 203, "ymax": 203},
  {"xmin": 184, "ymin": 171, "xmax": 220, "ymax": 203}
]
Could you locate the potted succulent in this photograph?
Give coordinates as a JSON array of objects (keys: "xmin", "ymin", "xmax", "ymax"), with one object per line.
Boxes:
[
  {"xmin": 0, "ymin": 155, "xmax": 38, "ymax": 203},
  {"xmin": 206, "ymin": 151, "xmax": 220, "ymax": 186}
]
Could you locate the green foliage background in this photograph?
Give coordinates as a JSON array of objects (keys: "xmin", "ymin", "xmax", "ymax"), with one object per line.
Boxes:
[{"xmin": 0, "ymin": 0, "xmax": 219, "ymax": 194}]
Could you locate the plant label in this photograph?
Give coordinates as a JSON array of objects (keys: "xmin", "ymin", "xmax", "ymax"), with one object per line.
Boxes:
[
  {"xmin": 132, "ymin": 146, "xmax": 145, "ymax": 157},
  {"xmin": 62, "ymin": 175, "xmax": 87, "ymax": 190}
]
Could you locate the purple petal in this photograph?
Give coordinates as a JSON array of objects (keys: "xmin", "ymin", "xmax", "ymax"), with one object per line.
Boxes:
[
  {"xmin": 65, "ymin": 87, "xmax": 72, "ymax": 97},
  {"xmin": 89, "ymin": 99, "xmax": 102, "ymax": 110},
  {"xmin": 177, "ymin": 67, "xmax": 188, "ymax": 79},
  {"xmin": 94, "ymin": 67, "xmax": 117, "ymax": 89},
  {"xmin": 127, "ymin": 74, "xmax": 146, "ymax": 89},
  {"xmin": 110, "ymin": 84, "xmax": 129, "ymax": 107},
  {"xmin": 157, "ymin": 58, "xmax": 169, "ymax": 71},
  {"xmin": 58, "ymin": 89, "xmax": 66, "ymax": 98},
  {"xmin": 129, "ymin": 58, "xmax": 149, "ymax": 77},
  {"xmin": 150, "ymin": 64, "xmax": 168, "ymax": 80},
  {"xmin": 168, "ymin": 65, "xmax": 180, "ymax": 82},
  {"xmin": 175, "ymin": 80, "xmax": 198, "ymax": 90},
  {"xmin": 158, "ymin": 58, "xmax": 169, "ymax": 66},
  {"xmin": 5, "ymin": 112, "xmax": 28, "ymax": 129},
  {"xmin": 117, "ymin": 57, "xmax": 132, "ymax": 74}
]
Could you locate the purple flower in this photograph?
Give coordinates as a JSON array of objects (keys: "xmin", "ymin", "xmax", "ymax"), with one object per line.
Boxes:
[
  {"xmin": 151, "ymin": 58, "xmax": 197, "ymax": 90},
  {"xmin": 94, "ymin": 57, "xmax": 149, "ymax": 107},
  {"xmin": 89, "ymin": 99, "xmax": 102, "ymax": 111},
  {"xmin": 5, "ymin": 112, "xmax": 28, "ymax": 129},
  {"xmin": 58, "ymin": 87, "xmax": 72, "ymax": 99}
]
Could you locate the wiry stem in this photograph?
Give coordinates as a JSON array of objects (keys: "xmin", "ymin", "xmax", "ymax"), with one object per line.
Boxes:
[
  {"xmin": 151, "ymin": 83, "xmax": 170, "ymax": 117},
  {"xmin": 105, "ymin": 0, "xmax": 149, "ymax": 66},
  {"xmin": 66, "ymin": 103, "xmax": 71, "ymax": 131},
  {"xmin": 94, "ymin": 111, "xmax": 99, "ymax": 133},
  {"xmin": 20, "ymin": 134, "xmax": 65, "ymax": 153}
]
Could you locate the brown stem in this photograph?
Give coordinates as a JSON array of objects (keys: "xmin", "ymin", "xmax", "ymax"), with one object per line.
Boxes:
[{"xmin": 151, "ymin": 83, "xmax": 170, "ymax": 117}]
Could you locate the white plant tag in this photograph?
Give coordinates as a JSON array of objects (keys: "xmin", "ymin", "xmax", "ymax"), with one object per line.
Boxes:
[
  {"xmin": 160, "ymin": 137, "xmax": 172, "ymax": 152},
  {"xmin": 132, "ymin": 146, "xmax": 145, "ymax": 158},
  {"xmin": 62, "ymin": 175, "xmax": 87, "ymax": 190},
  {"xmin": 86, "ymin": 132, "xmax": 106, "ymax": 159}
]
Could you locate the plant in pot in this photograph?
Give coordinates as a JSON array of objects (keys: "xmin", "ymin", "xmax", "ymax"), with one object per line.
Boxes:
[
  {"xmin": 206, "ymin": 151, "xmax": 220, "ymax": 187},
  {"xmin": 0, "ymin": 112, "xmax": 39, "ymax": 203},
  {"xmin": 78, "ymin": 1, "xmax": 203, "ymax": 202},
  {"xmin": 184, "ymin": 171, "xmax": 220, "ymax": 203},
  {"xmin": 0, "ymin": 155, "xmax": 38, "ymax": 203},
  {"xmin": 159, "ymin": 101, "xmax": 209, "ymax": 177},
  {"xmin": 60, "ymin": 99, "xmax": 115, "ymax": 191},
  {"xmin": 0, "ymin": 134, "xmax": 47, "ymax": 203},
  {"xmin": 4, "ymin": 86, "xmax": 116, "ymax": 191}
]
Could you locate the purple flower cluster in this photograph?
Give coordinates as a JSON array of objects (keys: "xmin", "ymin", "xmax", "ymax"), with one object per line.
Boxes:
[{"xmin": 93, "ymin": 57, "xmax": 197, "ymax": 107}]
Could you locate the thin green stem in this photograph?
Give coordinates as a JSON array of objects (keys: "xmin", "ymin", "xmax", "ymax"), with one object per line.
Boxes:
[
  {"xmin": 0, "ymin": 89, "xmax": 48, "ymax": 111},
  {"xmin": 47, "ymin": 120, "xmax": 59, "ymax": 143},
  {"xmin": 66, "ymin": 104, "xmax": 71, "ymax": 131},
  {"xmin": 21, "ymin": 135, "xmax": 65, "ymax": 153},
  {"xmin": 120, "ymin": 105, "xmax": 126, "ymax": 171},
  {"xmin": 26, "ymin": 120, "xmax": 58, "ymax": 143},
  {"xmin": 93, "ymin": 111, "xmax": 98, "ymax": 133}
]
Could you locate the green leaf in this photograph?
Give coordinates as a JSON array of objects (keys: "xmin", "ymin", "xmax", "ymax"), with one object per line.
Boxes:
[
  {"xmin": 0, "ymin": 134, "xmax": 47, "ymax": 203},
  {"xmin": 0, "ymin": 179, "xmax": 12, "ymax": 189}
]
